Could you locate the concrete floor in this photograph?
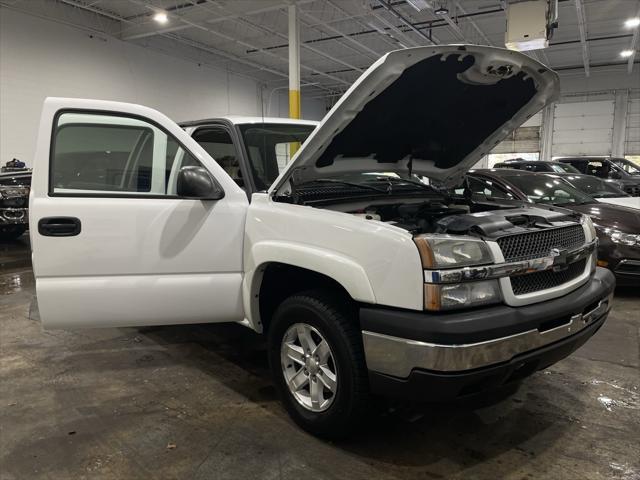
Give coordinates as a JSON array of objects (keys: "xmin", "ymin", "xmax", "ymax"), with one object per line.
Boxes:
[{"xmin": 1, "ymin": 236, "xmax": 639, "ymax": 480}]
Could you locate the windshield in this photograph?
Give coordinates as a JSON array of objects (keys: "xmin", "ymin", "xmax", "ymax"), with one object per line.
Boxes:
[
  {"xmin": 550, "ymin": 163, "xmax": 580, "ymax": 173},
  {"xmin": 504, "ymin": 175, "xmax": 595, "ymax": 206},
  {"xmin": 563, "ymin": 175, "xmax": 627, "ymax": 198},
  {"xmin": 239, "ymin": 123, "xmax": 316, "ymax": 190},
  {"xmin": 611, "ymin": 158, "xmax": 640, "ymax": 175}
]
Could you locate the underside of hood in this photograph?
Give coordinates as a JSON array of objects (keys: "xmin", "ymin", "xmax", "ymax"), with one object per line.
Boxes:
[{"xmin": 272, "ymin": 45, "xmax": 559, "ymax": 195}]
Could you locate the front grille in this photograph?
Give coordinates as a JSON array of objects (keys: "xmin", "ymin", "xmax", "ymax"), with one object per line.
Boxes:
[
  {"xmin": 497, "ymin": 225, "xmax": 585, "ymax": 262},
  {"xmin": 511, "ymin": 259, "xmax": 587, "ymax": 295},
  {"xmin": 615, "ymin": 260, "xmax": 640, "ymax": 275},
  {"xmin": 623, "ymin": 185, "xmax": 640, "ymax": 196}
]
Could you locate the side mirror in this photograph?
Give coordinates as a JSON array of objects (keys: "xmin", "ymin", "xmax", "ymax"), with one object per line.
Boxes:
[
  {"xmin": 176, "ymin": 166, "xmax": 224, "ymax": 200},
  {"xmin": 609, "ymin": 171, "xmax": 621, "ymax": 179}
]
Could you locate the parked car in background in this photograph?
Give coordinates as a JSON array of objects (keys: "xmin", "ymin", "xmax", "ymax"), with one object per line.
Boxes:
[
  {"xmin": 557, "ymin": 157, "xmax": 640, "ymax": 196},
  {"xmin": 0, "ymin": 169, "xmax": 31, "ymax": 241},
  {"xmin": 493, "ymin": 159, "xmax": 580, "ymax": 173},
  {"xmin": 552, "ymin": 173, "xmax": 639, "ymax": 210},
  {"xmin": 461, "ymin": 169, "xmax": 640, "ymax": 286}
]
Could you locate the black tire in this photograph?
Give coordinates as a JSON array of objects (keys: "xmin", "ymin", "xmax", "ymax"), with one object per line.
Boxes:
[
  {"xmin": 267, "ymin": 289, "xmax": 369, "ymax": 438},
  {"xmin": 0, "ymin": 225, "xmax": 26, "ymax": 242}
]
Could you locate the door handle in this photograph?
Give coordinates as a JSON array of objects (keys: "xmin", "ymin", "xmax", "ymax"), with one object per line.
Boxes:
[{"xmin": 38, "ymin": 217, "xmax": 81, "ymax": 237}]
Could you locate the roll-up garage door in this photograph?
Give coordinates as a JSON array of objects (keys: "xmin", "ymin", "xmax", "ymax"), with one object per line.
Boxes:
[
  {"xmin": 626, "ymin": 97, "xmax": 640, "ymax": 155},
  {"xmin": 552, "ymin": 100, "xmax": 614, "ymax": 156},
  {"xmin": 491, "ymin": 113, "xmax": 541, "ymax": 154}
]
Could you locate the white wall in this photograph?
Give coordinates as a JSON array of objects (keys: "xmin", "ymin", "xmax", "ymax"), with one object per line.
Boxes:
[
  {"xmin": 0, "ymin": 8, "xmax": 325, "ymax": 167},
  {"xmin": 269, "ymin": 89, "xmax": 328, "ymax": 120},
  {"xmin": 559, "ymin": 66, "xmax": 640, "ymax": 95}
]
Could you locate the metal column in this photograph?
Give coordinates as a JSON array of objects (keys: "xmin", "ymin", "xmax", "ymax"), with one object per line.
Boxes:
[
  {"xmin": 288, "ymin": 4, "xmax": 301, "ymax": 120},
  {"xmin": 540, "ymin": 102, "xmax": 555, "ymax": 162},
  {"xmin": 612, "ymin": 89, "xmax": 629, "ymax": 157}
]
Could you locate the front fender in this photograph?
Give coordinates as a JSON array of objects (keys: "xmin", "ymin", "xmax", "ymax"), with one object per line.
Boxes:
[{"xmin": 243, "ymin": 240, "xmax": 376, "ymax": 331}]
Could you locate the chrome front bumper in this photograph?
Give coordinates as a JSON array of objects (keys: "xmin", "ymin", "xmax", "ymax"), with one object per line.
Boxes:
[{"xmin": 362, "ymin": 293, "xmax": 612, "ymax": 378}]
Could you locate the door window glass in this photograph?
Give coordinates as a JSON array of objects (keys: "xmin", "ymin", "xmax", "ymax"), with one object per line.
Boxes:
[
  {"xmin": 51, "ymin": 112, "xmax": 202, "ymax": 195},
  {"xmin": 192, "ymin": 127, "xmax": 243, "ymax": 187},
  {"xmin": 238, "ymin": 123, "xmax": 315, "ymax": 190},
  {"xmin": 587, "ymin": 161, "xmax": 607, "ymax": 177}
]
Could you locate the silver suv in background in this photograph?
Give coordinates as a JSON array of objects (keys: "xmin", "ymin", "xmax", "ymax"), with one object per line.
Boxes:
[{"xmin": 557, "ymin": 157, "xmax": 640, "ymax": 196}]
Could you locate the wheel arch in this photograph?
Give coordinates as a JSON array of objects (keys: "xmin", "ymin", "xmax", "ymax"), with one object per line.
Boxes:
[{"xmin": 243, "ymin": 241, "xmax": 376, "ymax": 333}]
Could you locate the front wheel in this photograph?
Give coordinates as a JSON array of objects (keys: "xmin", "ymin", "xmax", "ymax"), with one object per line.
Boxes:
[{"xmin": 267, "ymin": 290, "xmax": 369, "ymax": 438}]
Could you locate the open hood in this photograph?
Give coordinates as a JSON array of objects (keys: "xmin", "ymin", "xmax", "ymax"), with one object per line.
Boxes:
[{"xmin": 271, "ymin": 45, "xmax": 559, "ymax": 195}]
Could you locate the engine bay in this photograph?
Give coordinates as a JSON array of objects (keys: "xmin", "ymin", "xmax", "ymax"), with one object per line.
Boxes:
[
  {"xmin": 335, "ymin": 199, "xmax": 582, "ymax": 238},
  {"xmin": 347, "ymin": 200, "xmax": 471, "ymax": 234}
]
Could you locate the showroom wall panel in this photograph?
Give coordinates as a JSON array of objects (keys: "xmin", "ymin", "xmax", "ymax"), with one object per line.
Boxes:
[
  {"xmin": 552, "ymin": 99, "xmax": 615, "ymax": 156},
  {"xmin": 0, "ymin": 8, "xmax": 324, "ymax": 167},
  {"xmin": 626, "ymin": 97, "xmax": 640, "ymax": 155}
]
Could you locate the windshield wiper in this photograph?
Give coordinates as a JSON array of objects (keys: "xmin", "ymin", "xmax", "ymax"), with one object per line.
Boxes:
[
  {"xmin": 365, "ymin": 175, "xmax": 435, "ymax": 193},
  {"xmin": 303, "ymin": 178, "xmax": 387, "ymax": 193}
]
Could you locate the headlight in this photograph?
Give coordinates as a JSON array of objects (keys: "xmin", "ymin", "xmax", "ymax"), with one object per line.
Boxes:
[
  {"xmin": 414, "ymin": 235, "xmax": 493, "ymax": 268},
  {"xmin": 583, "ymin": 216, "xmax": 597, "ymax": 241},
  {"xmin": 601, "ymin": 227, "xmax": 640, "ymax": 246},
  {"xmin": 425, "ymin": 280, "xmax": 501, "ymax": 311}
]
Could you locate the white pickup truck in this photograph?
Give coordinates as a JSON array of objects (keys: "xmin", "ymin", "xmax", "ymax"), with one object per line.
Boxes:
[{"xmin": 30, "ymin": 45, "xmax": 615, "ymax": 437}]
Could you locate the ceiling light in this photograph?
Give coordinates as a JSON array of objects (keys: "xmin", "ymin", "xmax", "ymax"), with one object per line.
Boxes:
[
  {"xmin": 620, "ymin": 50, "xmax": 634, "ymax": 58},
  {"xmin": 406, "ymin": 0, "xmax": 432, "ymax": 11},
  {"xmin": 153, "ymin": 12, "xmax": 168, "ymax": 24},
  {"xmin": 434, "ymin": 6, "xmax": 449, "ymax": 15},
  {"xmin": 624, "ymin": 17, "xmax": 640, "ymax": 28}
]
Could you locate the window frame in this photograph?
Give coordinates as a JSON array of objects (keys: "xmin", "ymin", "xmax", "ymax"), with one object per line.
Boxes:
[{"xmin": 48, "ymin": 109, "xmax": 224, "ymax": 200}]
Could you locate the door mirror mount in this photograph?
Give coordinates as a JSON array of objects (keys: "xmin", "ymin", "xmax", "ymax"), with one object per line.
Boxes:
[{"xmin": 176, "ymin": 166, "xmax": 225, "ymax": 200}]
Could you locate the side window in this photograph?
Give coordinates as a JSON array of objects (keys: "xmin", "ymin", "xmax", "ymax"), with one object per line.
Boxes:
[
  {"xmin": 587, "ymin": 161, "xmax": 606, "ymax": 177},
  {"xmin": 467, "ymin": 177, "xmax": 515, "ymax": 200},
  {"xmin": 192, "ymin": 127, "xmax": 243, "ymax": 187},
  {"xmin": 51, "ymin": 112, "xmax": 202, "ymax": 196}
]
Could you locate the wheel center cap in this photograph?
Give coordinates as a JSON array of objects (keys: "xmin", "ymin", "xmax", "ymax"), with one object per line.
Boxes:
[{"xmin": 305, "ymin": 357, "xmax": 319, "ymax": 374}]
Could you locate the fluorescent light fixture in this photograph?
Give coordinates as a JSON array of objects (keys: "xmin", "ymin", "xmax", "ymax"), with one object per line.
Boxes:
[
  {"xmin": 406, "ymin": 0, "xmax": 432, "ymax": 11},
  {"xmin": 506, "ymin": 37, "xmax": 549, "ymax": 51},
  {"xmin": 624, "ymin": 17, "xmax": 640, "ymax": 28},
  {"xmin": 620, "ymin": 50, "xmax": 634, "ymax": 58},
  {"xmin": 153, "ymin": 12, "xmax": 168, "ymax": 24}
]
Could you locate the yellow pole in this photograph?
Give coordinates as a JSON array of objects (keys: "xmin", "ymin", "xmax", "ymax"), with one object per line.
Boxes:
[{"xmin": 288, "ymin": 4, "xmax": 301, "ymax": 156}]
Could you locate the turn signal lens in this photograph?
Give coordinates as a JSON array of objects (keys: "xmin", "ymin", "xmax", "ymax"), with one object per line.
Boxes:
[{"xmin": 424, "ymin": 280, "xmax": 501, "ymax": 311}]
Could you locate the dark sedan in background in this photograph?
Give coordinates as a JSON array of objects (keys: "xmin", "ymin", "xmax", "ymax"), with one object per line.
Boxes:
[
  {"xmin": 459, "ymin": 169, "xmax": 640, "ymax": 285},
  {"xmin": 493, "ymin": 159, "xmax": 580, "ymax": 173},
  {"xmin": 0, "ymin": 170, "xmax": 31, "ymax": 241}
]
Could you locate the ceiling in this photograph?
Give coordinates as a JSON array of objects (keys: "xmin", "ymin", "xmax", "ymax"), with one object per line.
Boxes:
[{"xmin": 3, "ymin": 0, "xmax": 640, "ymax": 99}]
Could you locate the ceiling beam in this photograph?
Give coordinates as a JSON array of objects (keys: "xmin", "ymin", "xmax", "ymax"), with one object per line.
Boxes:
[
  {"xmin": 297, "ymin": 9, "xmax": 381, "ymax": 61},
  {"xmin": 125, "ymin": 0, "xmax": 353, "ymax": 89},
  {"xmin": 627, "ymin": 5, "xmax": 640, "ymax": 73},
  {"xmin": 54, "ymin": 0, "xmax": 338, "ymax": 95},
  {"xmin": 574, "ymin": 0, "xmax": 590, "ymax": 76},
  {"xmin": 211, "ymin": 6, "xmax": 366, "ymax": 75},
  {"xmin": 121, "ymin": 1, "xmax": 314, "ymax": 41},
  {"xmin": 325, "ymin": 0, "xmax": 401, "ymax": 51},
  {"xmin": 375, "ymin": 0, "xmax": 436, "ymax": 45},
  {"xmin": 452, "ymin": 1, "xmax": 493, "ymax": 45}
]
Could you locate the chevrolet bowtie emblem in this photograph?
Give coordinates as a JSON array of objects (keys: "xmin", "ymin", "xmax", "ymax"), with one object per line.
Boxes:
[{"xmin": 550, "ymin": 248, "xmax": 569, "ymax": 271}]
